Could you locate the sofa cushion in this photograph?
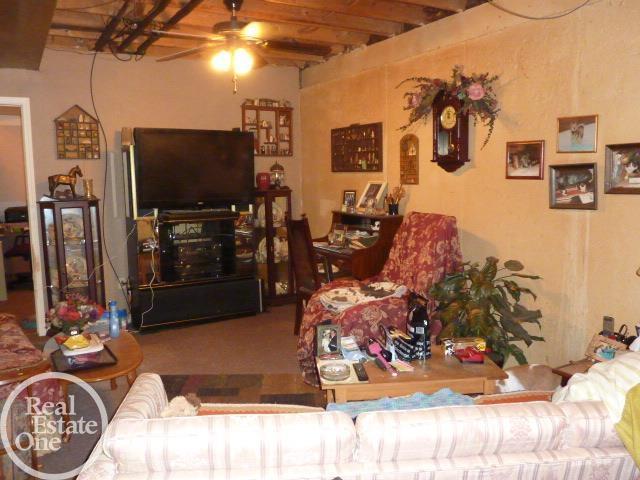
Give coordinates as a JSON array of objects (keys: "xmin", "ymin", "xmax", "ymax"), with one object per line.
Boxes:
[
  {"xmin": 355, "ymin": 402, "xmax": 567, "ymax": 462},
  {"xmin": 557, "ymin": 401, "xmax": 623, "ymax": 449},
  {"xmin": 103, "ymin": 410, "xmax": 356, "ymax": 474},
  {"xmin": 474, "ymin": 390, "xmax": 554, "ymax": 405},
  {"xmin": 198, "ymin": 403, "xmax": 324, "ymax": 415}
]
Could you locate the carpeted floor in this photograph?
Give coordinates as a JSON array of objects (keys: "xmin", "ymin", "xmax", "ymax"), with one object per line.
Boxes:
[{"xmin": 161, "ymin": 373, "xmax": 325, "ymax": 407}]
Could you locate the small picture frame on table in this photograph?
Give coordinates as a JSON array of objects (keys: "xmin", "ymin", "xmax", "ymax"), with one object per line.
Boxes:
[
  {"xmin": 342, "ymin": 190, "xmax": 356, "ymax": 207},
  {"xmin": 549, "ymin": 163, "xmax": 597, "ymax": 210},
  {"xmin": 605, "ymin": 143, "xmax": 640, "ymax": 194},
  {"xmin": 357, "ymin": 181, "xmax": 387, "ymax": 209},
  {"xmin": 331, "ymin": 223, "xmax": 348, "ymax": 246},
  {"xmin": 557, "ymin": 115, "xmax": 598, "ymax": 153},
  {"xmin": 506, "ymin": 140, "xmax": 544, "ymax": 179},
  {"xmin": 317, "ymin": 324, "xmax": 341, "ymax": 358},
  {"xmin": 585, "ymin": 334, "xmax": 627, "ymax": 362}
]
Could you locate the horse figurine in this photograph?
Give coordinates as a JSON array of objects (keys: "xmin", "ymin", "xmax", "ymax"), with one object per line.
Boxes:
[{"xmin": 48, "ymin": 165, "xmax": 83, "ymax": 198}]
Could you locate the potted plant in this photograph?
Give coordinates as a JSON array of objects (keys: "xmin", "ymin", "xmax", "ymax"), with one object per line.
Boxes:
[{"xmin": 429, "ymin": 257, "xmax": 543, "ymax": 366}]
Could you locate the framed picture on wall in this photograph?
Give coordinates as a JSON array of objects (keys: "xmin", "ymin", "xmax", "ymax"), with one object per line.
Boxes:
[
  {"xmin": 605, "ymin": 143, "xmax": 640, "ymax": 194},
  {"xmin": 557, "ymin": 115, "xmax": 598, "ymax": 153},
  {"xmin": 549, "ymin": 163, "xmax": 597, "ymax": 210},
  {"xmin": 506, "ymin": 140, "xmax": 544, "ymax": 179},
  {"xmin": 357, "ymin": 181, "xmax": 387, "ymax": 209}
]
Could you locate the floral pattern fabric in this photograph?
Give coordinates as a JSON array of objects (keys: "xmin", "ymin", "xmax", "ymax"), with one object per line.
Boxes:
[{"xmin": 297, "ymin": 212, "xmax": 462, "ymax": 386}]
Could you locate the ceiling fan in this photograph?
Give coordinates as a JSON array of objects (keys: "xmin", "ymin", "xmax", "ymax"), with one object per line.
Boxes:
[{"xmin": 152, "ymin": 0, "xmax": 270, "ymax": 90}]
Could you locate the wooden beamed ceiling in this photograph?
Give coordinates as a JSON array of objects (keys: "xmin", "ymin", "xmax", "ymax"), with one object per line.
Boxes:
[{"xmin": 46, "ymin": 0, "xmax": 486, "ymax": 68}]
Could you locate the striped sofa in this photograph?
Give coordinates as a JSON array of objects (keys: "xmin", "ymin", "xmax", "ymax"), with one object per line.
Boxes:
[{"xmin": 79, "ymin": 373, "xmax": 639, "ymax": 479}]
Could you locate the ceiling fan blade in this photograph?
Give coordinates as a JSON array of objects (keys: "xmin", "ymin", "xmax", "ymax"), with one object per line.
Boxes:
[
  {"xmin": 150, "ymin": 29, "xmax": 225, "ymax": 43},
  {"xmin": 156, "ymin": 45, "xmax": 215, "ymax": 62},
  {"xmin": 246, "ymin": 44, "xmax": 269, "ymax": 69},
  {"xmin": 240, "ymin": 21, "xmax": 275, "ymax": 40}
]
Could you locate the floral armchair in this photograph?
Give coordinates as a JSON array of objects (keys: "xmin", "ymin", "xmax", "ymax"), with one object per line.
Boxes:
[{"xmin": 297, "ymin": 212, "xmax": 462, "ymax": 386}]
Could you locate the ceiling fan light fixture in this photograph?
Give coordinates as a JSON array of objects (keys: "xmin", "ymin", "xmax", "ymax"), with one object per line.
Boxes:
[
  {"xmin": 211, "ymin": 50, "xmax": 232, "ymax": 72},
  {"xmin": 233, "ymin": 47, "xmax": 254, "ymax": 75}
]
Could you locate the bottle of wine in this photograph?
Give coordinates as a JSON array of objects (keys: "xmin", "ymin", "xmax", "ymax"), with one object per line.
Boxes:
[{"xmin": 406, "ymin": 293, "xmax": 430, "ymax": 360}]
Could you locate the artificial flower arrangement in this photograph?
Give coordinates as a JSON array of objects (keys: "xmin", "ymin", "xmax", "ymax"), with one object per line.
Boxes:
[
  {"xmin": 47, "ymin": 293, "xmax": 104, "ymax": 336},
  {"xmin": 398, "ymin": 65, "xmax": 499, "ymax": 148},
  {"xmin": 385, "ymin": 185, "xmax": 406, "ymax": 206}
]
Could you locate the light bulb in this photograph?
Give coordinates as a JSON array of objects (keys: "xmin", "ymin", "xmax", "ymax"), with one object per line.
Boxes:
[
  {"xmin": 233, "ymin": 48, "xmax": 254, "ymax": 75},
  {"xmin": 211, "ymin": 50, "xmax": 231, "ymax": 72}
]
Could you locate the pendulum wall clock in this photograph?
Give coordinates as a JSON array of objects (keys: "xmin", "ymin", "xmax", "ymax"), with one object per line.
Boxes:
[{"xmin": 432, "ymin": 92, "xmax": 470, "ymax": 172}]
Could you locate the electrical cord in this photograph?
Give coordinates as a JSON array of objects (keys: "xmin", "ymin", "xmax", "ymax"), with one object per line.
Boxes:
[
  {"xmin": 139, "ymin": 215, "xmax": 158, "ymax": 328},
  {"xmin": 486, "ymin": 0, "xmax": 592, "ymax": 20},
  {"xmin": 89, "ymin": 52, "xmax": 132, "ymax": 309}
]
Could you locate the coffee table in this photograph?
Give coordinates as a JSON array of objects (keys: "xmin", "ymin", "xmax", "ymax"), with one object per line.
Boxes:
[{"xmin": 319, "ymin": 346, "xmax": 507, "ymax": 403}]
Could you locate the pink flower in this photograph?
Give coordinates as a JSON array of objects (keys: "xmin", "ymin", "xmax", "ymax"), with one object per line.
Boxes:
[{"xmin": 467, "ymin": 82, "xmax": 485, "ymax": 101}]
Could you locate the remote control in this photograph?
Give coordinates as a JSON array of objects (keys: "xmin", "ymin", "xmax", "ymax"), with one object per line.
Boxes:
[{"xmin": 352, "ymin": 362, "xmax": 369, "ymax": 382}]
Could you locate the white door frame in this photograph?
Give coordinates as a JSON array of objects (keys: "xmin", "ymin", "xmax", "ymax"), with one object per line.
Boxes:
[{"xmin": 0, "ymin": 97, "xmax": 47, "ymax": 335}]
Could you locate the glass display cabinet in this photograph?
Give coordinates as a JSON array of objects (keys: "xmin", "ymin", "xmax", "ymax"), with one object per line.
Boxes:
[
  {"xmin": 39, "ymin": 199, "xmax": 105, "ymax": 308},
  {"xmin": 253, "ymin": 188, "xmax": 294, "ymax": 304}
]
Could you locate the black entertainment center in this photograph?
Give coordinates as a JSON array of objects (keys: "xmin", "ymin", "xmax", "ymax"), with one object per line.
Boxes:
[{"xmin": 122, "ymin": 127, "xmax": 262, "ymax": 329}]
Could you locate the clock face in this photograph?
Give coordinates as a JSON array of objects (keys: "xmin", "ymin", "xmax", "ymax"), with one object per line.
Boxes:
[{"xmin": 440, "ymin": 105, "xmax": 457, "ymax": 130}]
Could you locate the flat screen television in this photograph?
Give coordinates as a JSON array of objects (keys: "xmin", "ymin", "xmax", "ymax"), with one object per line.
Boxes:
[{"xmin": 133, "ymin": 128, "xmax": 254, "ymax": 209}]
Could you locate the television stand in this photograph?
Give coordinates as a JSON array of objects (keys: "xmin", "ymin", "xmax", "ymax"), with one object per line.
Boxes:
[{"xmin": 127, "ymin": 209, "xmax": 261, "ymax": 330}]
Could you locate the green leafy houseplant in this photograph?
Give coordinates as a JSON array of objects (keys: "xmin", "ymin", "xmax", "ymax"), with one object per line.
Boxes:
[{"xmin": 429, "ymin": 257, "xmax": 543, "ymax": 365}]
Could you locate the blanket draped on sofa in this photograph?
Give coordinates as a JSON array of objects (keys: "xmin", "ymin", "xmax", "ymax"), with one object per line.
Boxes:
[{"xmin": 296, "ymin": 212, "xmax": 462, "ymax": 386}]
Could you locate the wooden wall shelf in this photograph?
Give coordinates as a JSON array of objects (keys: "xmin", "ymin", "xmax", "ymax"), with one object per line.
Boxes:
[
  {"xmin": 331, "ymin": 122, "xmax": 383, "ymax": 172},
  {"xmin": 242, "ymin": 102, "xmax": 293, "ymax": 157}
]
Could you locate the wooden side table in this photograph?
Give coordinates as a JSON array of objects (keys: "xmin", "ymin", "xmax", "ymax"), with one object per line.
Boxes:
[
  {"xmin": 552, "ymin": 358, "xmax": 593, "ymax": 386},
  {"xmin": 45, "ymin": 332, "xmax": 143, "ymax": 440},
  {"xmin": 319, "ymin": 347, "xmax": 507, "ymax": 403}
]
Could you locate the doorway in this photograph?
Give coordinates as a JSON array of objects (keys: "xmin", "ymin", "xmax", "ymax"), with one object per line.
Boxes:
[{"xmin": 0, "ymin": 97, "xmax": 46, "ymax": 335}]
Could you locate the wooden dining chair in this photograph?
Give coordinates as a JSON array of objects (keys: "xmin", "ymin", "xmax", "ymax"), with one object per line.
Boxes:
[{"xmin": 286, "ymin": 215, "xmax": 322, "ymax": 335}]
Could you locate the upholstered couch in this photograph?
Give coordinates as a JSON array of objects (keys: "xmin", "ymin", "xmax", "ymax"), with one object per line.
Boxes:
[{"xmin": 79, "ymin": 373, "xmax": 639, "ymax": 479}]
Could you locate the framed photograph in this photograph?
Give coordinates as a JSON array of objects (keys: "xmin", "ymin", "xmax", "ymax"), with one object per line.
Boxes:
[
  {"xmin": 506, "ymin": 140, "xmax": 544, "ymax": 179},
  {"xmin": 342, "ymin": 190, "xmax": 356, "ymax": 206},
  {"xmin": 317, "ymin": 324, "xmax": 341, "ymax": 357},
  {"xmin": 357, "ymin": 181, "xmax": 387, "ymax": 209},
  {"xmin": 557, "ymin": 115, "xmax": 598, "ymax": 153},
  {"xmin": 585, "ymin": 334, "xmax": 627, "ymax": 362},
  {"xmin": 549, "ymin": 163, "xmax": 597, "ymax": 210},
  {"xmin": 605, "ymin": 143, "xmax": 640, "ymax": 194},
  {"xmin": 331, "ymin": 223, "xmax": 348, "ymax": 246}
]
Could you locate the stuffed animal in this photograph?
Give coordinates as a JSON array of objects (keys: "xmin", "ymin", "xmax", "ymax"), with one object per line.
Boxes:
[{"xmin": 160, "ymin": 393, "xmax": 202, "ymax": 417}]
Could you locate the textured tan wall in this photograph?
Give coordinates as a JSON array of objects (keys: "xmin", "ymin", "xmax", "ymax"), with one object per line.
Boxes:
[
  {"xmin": 300, "ymin": 0, "xmax": 640, "ymax": 367},
  {"xmin": 0, "ymin": 115, "xmax": 26, "ymax": 218},
  {"xmin": 0, "ymin": 49, "xmax": 300, "ymax": 307}
]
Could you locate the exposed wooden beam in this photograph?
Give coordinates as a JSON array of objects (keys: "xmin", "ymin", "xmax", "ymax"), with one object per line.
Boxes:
[
  {"xmin": 153, "ymin": 0, "xmax": 405, "ymax": 37},
  {"xmin": 0, "ymin": 0, "xmax": 56, "ymax": 69},
  {"xmin": 173, "ymin": 21, "xmax": 369, "ymax": 47},
  {"xmin": 396, "ymin": 0, "xmax": 467, "ymax": 12},
  {"xmin": 261, "ymin": 0, "xmax": 428, "ymax": 25},
  {"xmin": 93, "ymin": 0, "xmax": 131, "ymax": 51},
  {"xmin": 117, "ymin": 0, "xmax": 171, "ymax": 52},
  {"xmin": 53, "ymin": 4, "xmax": 373, "ymax": 47},
  {"xmin": 136, "ymin": 0, "xmax": 204, "ymax": 55}
]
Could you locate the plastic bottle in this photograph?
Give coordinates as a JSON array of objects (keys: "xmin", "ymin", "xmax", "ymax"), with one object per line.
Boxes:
[{"xmin": 109, "ymin": 300, "xmax": 120, "ymax": 338}]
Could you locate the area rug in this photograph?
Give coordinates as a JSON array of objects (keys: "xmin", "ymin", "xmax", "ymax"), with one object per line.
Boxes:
[{"xmin": 160, "ymin": 373, "xmax": 326, "ymax": 407}]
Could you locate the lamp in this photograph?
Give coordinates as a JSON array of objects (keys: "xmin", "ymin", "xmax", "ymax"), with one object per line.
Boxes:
[
  {"xmin": 210, "ymin": 47, "xmax": 254, "ymax": 93},
  {"xmin": 269, "ymin": 161, "xmax": 285, "ymax": 188}
]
